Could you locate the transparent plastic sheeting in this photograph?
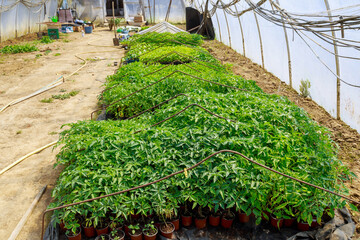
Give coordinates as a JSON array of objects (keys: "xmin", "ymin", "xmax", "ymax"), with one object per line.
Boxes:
[
  {"xmin": 72, "ymin": 0, "xmax": 106, "ymax": 23},
  {"xmin": 0, "ymin": 0, "xmax": 58, "ymax": 42},
  {"xmin": 198, "ymin": 0, "xmax": 360, "ymax": 134},
  {"xmin": 124, "ymin": 0, "xmax": 186, "ymax": 23}
]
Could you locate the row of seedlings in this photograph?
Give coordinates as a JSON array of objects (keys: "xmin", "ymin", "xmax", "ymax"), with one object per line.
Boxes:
[{"xmin": 49, "ymin": 32, "xmax": 354, "ymax": 240}]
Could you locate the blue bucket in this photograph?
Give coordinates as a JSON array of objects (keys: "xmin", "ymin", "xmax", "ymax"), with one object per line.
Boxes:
[{"xmin": 84, "ymin": 26, "xmax": 92, "ymax": 34}]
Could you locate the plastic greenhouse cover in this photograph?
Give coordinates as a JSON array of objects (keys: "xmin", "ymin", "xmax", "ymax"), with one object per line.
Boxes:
[
  {"xmin": 124, "ymin": 0, "xmax": 186, "ymax": 23},
  {"xmin": 0, "ymin": 0, "xmax": 57, "ymax": 42},
  {"xmin": 72, "ymin": 0, "xmax": 106, "ymax": 23},
  {"xmin": 200, "ymin": 0, "xmax": 360, "ymax": 134}
]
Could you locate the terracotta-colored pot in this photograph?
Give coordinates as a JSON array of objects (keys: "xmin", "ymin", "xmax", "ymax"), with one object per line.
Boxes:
[
  {"xmin": 59, "ymin": 221, "xmax": 66, "ymax": 232},
  {"xmin": 109, "ymin": 221, "xmax": 123, "ymax": 232},
  {"xmin": 181, "ymin": 215, "xmax": 192, "ymax": 227},
  {"xmin": 83, "ymin": 225, "xmax": 96, "ymax": 238},
  {"xmin": 170, "ymin": 217, "xmax": 180, "ymax": 231},
  {"xmin": 129, "ymin": 230, "xmax": 143, "ymax": 240},
  {"xmin": 96, "ymin": 225, "xmax": 109, "ymax": 235},
  {"xmin": 270, "ymin": 215, "xmax": 284, "ymax": 229},
  {"xmin": 311, "ymin": 218, "xmax": 319, "ymax": 228},
  {"xmin": 195, "ymin": 217, "xmax": 207, "ymax": 229},
  {"xmin": 154, "ymin": 221, "xmax": 161, "ymax": 229},
  {"xmin": 284, "ymin": 218, "xmax": 295, "ymax": 227},
  {"xmin": 238, "ymin": 212, "xmax": 250, "ymax": 223},
  {"xmin": 131, "ymin": 213, "xmax": 141, "ymax": 220},
  {"xmin": 221, "ymin": 216, "xmax": 234, "ymax": 229},
  {"xmin": 65, "ymin": 228, "xmax": 81, "ymax": 240},
  {"xmin": 143, "ymin": 227, "xmax": 158, "ymax": 240},
  {"xmin": 124, "ymin": 225, "xmax": 130, "ymax": 236},
  {"xmin": 297, "ymin": 221, "xmax": 310, "ymax": 231},
  {"xmin": 209, "ymin": 215, "xmax": 220, "ymax": 227},
  {"xmin": 160, "ymin": 222, "xmax": 175, "ymax": 239}
]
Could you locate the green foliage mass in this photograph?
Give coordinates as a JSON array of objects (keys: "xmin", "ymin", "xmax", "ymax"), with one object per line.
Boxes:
[
  {"xmin": 0, "ymin": 44, "xmax": 38, "ymax": 54},
  {"xmin": 50, "ymin": 32, "xmax": 354, "ymax": 232}
]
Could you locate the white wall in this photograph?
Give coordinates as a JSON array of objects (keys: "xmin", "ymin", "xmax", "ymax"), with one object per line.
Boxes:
[{"xmin": 201, "ymin": 0, "xmax": 360, "ymax": 133}]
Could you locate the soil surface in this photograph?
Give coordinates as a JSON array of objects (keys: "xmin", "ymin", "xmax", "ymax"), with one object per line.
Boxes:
[
  {"xmin": 0, "ymin": 27, "xmax": 124, "ymax": 239},
  {"xmin": 203, "ymin": 40, "xmax": 360, "ymax": 238}
]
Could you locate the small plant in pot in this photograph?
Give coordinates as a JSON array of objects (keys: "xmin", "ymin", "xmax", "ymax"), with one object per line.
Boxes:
[
  {"xmin": 181, "ymin": 203, "xmax": 193, "ymax": 227},
  {"xmin": 95, "ymin": 216, "xmax": 110, "ymax": 235},
  {"xmin": 142, "ymin": 221, "xmax": 158, "ymax": 240},
  {"xmin": 95, "ymin": 234, "xmax": 111, "ymax": 240},
  {"xmin": 110, "ymin": 229, "xmax": 125, "ymax": 240},
  {"xmin": 109, "ymin": 216, "xmax": 124, "ymax": 231},
  {"xmin": 64, "ymin": 218, "xmax": 81, "ymax": 240},
  {"xmin": 209, "ymin": 207, "xmax": 222, "ymax": 227},
  {"xmin": 221, "ymin": 209, "xmax": 235, "ymax": 229},
  {"xmin": 128, "ymin": 223, "xmax": 143, "ymax": 240},
  {"xmin": 164, "ymin": 208, "xmax": 180, "ymax": 231},
  {"xmin": 160, "ymin": 222, "xmax": 175, "ymax": 239},
  {"xmin": 82, "ymin": 217, "xmax": 96, "ymax": 238},
  {"xmin": 194, "ymin": 205, "xmax": 207, "ymax": 229}
]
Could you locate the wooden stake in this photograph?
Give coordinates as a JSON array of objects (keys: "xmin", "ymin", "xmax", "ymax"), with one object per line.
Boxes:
[
  {"xmin": 253, "ymin": 11, "xmax": 264, "ymax": 68},
  {"xmin": 112, "ymin": 1, "xmax": 116, "ymax": 38},
  {"xmin": 8, "ymin": 185, "xmax": 47, "ymax": 240}
]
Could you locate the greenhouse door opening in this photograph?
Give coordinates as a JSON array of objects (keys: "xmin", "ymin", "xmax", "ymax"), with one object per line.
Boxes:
[{"xmin": 106, "ymin": 0, "xmax": 124, "ymax": 16}]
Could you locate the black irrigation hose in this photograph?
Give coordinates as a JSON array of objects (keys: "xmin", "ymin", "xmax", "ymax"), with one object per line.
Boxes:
[
  {"xmin": 40, "ymin": 149, "xmax": 360, "ymax": 240},
  {"xmin": 90, "ymin": 70, "xmax": 245, "ymax": 119}
]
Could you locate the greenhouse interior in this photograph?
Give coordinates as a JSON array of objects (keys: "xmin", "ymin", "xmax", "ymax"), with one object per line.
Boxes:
[{"xmin": 0, "ymin": 0, "xmax": 360, "ymax": 240}]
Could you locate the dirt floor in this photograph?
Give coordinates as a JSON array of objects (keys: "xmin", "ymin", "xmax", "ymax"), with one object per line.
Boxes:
[
  {"xmin": 203, "ymin": 40, "xmax": 360, "ymax": 237},
  {"xmin": 0, "ymin": 28, "xmax": 124, "ymax": 239}
]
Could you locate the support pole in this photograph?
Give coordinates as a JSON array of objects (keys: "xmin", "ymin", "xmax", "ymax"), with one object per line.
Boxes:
[
  {"xmin": 215, "ymin": 11, "xmax": 222, "ymax": 42},
  {"xmin": 324, "ymin": 0, "xmax": 341, "ymax": 120},
  {"xmin": 275, "ymin": 0, "xmax": 292, "ymax": 87},
  {"xmin": 253, "ymin": 11, "xmax": 264, "ymax": 68},
  {"xmin": 234, "ymin": 4, "xmax": 245, "ymax": 56},
  {"xmin": 8, "ymin": 185, "xmax": 47, "ymax": 240},
  {"xmin": 223, "ymin": 9, "xmax": 231, "ymax": 48}
]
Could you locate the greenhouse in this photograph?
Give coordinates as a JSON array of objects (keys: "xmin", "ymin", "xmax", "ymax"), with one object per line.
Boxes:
[{"xmin": 0, "ymin": 1, "xmax": 359, "ymax": 240}]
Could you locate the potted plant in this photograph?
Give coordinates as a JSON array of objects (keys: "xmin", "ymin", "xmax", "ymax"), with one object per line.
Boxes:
[
  {"xmin": 159, "ymin": 222, "xmax": 175, "ymax": 239},
  {"xmin": 181, "ymin": 203, "xmax": 192, "ymax": 227},
  {"xmin": 221, "ymin": 209, "xmax": 235, "ymax": 229},
  {"xmin": 209, "ymin": 209, "xmax": 221, "ymax": 227},
  {"xmin": 64, "ymin": 219, "xmax": 81, "ymax": 240},
  {"xmin": 194, "ymin": 205, "xmax": 207, "ymax": 229},
  {"xmin": 110, "ymin": 229, "xmax": 125, "ymax": 240},
  {"xmin": 95, "ymin": 217, "xmax": 110, "ymax": 235},
  {"xmin": 95, "ymin": 234, "xmax": 111, "ymax": 240},
  {"xmin": 109, "ymin": 217, "xmax": 124, "ymax": 231},
  {"xmin": 142, "ymin": 221, "xmax": 158, "ymax": 240},
  {"xmin": 82, "ymin": 217, "xmax": 96, "ymax": 237},
  {"xmin": 128, "ymin": 223, "xmax": 143, "ymax": 240}
]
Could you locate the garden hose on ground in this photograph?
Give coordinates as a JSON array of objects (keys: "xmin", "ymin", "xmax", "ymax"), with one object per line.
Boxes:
[
  {"xmin": 40, "ymin": 149, "xmax": 360, "ymax": 240},
  {"xmin": 0, "ymin": 141, "xmax": 57, "ymax": 176},
  {"xmin": 0, "ymin": 35, "xmax": 122, "ymax": 114}
]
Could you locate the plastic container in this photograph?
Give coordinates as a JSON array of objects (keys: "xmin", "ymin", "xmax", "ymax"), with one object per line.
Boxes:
[
  {"xmin": 47, "ymin": 29, "xmax": 59, "ymax": 39},
  {"xmin": 84, "ymin": 26, "xmax": 93, "ymax": 34}
]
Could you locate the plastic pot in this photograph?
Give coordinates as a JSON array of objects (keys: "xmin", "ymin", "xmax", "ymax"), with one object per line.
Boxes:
[
  {"xmin": 124, "ymin": 225, "xmax": 130, "ymax": 236},
  {"xmin": 297, "ymin": 221, "xmax": 310, "ymax": 231},
  {"xmin": 65, "ymin": 228, "xmax": 81, "ymax": 240},
  {"xmin": 209, "ymin": 215, "xmax": 220, "ymax": 227},
  {"xmin": 270, "ymin": 215, "xmax": 284, "ymax": 229},
  {"xmin": 221, "ymin": 216, "xmax": 234, "ymax": 229},
  {"xmin": 129, "ymin": 230, "xmax": 143, "ymax": 240},
  {"xmin": 96, "ymin": 224, "xmax": 109, "ymax": 235},
  {"xmin": 110, "ymin": 229, "xmax": 125, "ymax": 240},
  {"xmin": 195, "ymin": 217, "xmax": 207, "ymax": 229},
  {"xmin": 160, "ymin": 222, "xmax": 175, "ymax": 239},
  {"xmin": 181, "ymin": 215, "xmax": 192, "ymax": 227},
  {"xmin": 311, "ymin": 218, "xmax": 320, "ymax": 228},
  {"xmin": 238, "ymin": 211, "xmax": 250, "ymax": 223},
  {"xmin": 143, "ymin": 227, "xmax": 158, "ymax": 240},
  {"xmin": 170, "ymin": 217, "xmax": 180, "ymax": 231},
  {"xmin": 82, "ymin": 225, "xmax": 96, "ymax": 238},
  {"xmin": 284, "ymin": 218, "xmax": 295, "ymax": 227},
  {"xmin": 95, "ymin": 234, "xmax": 111, "ymax": 240}
]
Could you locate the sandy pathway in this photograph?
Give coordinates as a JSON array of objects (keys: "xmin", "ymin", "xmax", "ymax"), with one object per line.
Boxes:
[{"xmin": 0, "ymin": 28, "xmax": 124, "ymax": 239}]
